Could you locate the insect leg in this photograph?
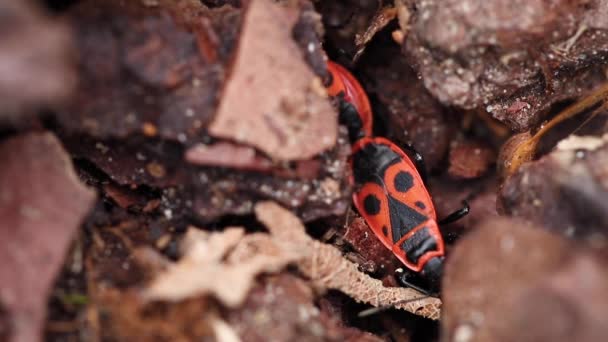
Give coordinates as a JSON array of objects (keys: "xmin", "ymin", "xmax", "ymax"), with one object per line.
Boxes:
[
  {"xmin": 394, "ymin": 269, "xmax": 438, "ymax": 297},
  {"xmin": 438, "ymin": 200, "xmax": 470, "ymax": 225},
  {"xmin": 401, "ymin": 143, "xmax": 428, "ymax": 183}
]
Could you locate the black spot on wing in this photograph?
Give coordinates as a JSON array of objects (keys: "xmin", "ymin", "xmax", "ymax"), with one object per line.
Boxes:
[
  {"xmin": 388, "ymin": 195, "xmax": 428, "ymax": 244},
  {"xmin": 363, "ymin": 194, "xmax": 381, "ymax": 215},
  {"xmin": 401, "ymin": 227, "xmax": 438, "ymax": 264},
  {"xmin": 394, "ymin": 171, "xmax": 414, "ymax": 192},
  {"xmin": 415, "ymin": 201, "xmax": 426, "ymax": 210},
  {"xmin": 382, "ymin": 226, "xmax": 388, "ymax": 237}
]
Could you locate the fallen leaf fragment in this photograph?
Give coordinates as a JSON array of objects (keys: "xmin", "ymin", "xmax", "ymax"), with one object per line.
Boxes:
[
  {"xmin": 0, "ymin": 132, "xmax": 96, "ymax": 342},
  {"xmin": 254, "ymin": 202, "xmax": 442, "ymax": 320},
  {"xmin": 209, "ymin": 0, "xmax": 337, "ymax": 161},
  {"xmin": 340, "ymin": 216, "xmax": 401, "ymax": 276},
  {"xmin": 185, "ymin": 141, "xmax": 274, "ymax": 171},
  {"xmin": 499, "ymin": 82, "xmax": 608, "ymax": 178},
  {"xmin": 144, "ymin": 201, "xmax": 439, "ymax": 319},
  {"xmin": 143, "ymin": 227, "xmax": 300, "ymax": 307}
]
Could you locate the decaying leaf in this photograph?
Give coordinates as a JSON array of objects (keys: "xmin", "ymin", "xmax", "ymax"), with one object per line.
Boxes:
[
  {"xmin": 394, "ymin": 0, "xmax": 411, "ymax": 36},
  {"xmin": 143, "ymin": 227, "xmax": 300, "ymax": 307},
  {"xmin": 209, "ymin": 0, "xmax": 337, "ymax": 161},
  {"xmin": 0, "ymin": 133, "xmax": 96, "ymax": 342},
  {"xmin": 185, "ymin": 141, "xmax": 274, "ymax": 171},
  {"xmin": 499, "ymin": 83, "xmax": 608, "ymax": 179},
  {"xmin": 254, "ymin": 201, "xmax": 442, "ymax": 320},
  {"xmin": 143, "ymin": 201, "xmax": 440, "ymax": 319}
]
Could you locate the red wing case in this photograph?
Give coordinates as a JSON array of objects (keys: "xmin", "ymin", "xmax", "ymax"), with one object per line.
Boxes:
[
  {"xmin": 326, "ymin": 61, "xmax": 373, "ymax": 137},
  {"xmin": 351, "ymin": 137, "xmax": 444, "ymax": 272}
]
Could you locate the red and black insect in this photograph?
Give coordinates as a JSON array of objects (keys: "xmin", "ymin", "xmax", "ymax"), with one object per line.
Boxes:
[
  {"xmin": 326, "ymin": 61, "xmax": 468, "ymax": 292},
  {"xmin": 326, "ymin": 61, "xmax": 373, "ymax": 141}
]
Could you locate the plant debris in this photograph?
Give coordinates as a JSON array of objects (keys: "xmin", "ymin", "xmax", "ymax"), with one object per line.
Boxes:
[
  {"xmin": 498, "ymin": 83, "xmax": 608, "ymax": 178},
  {"xmin": 143, "ymin": 227, "xmax": 300, "ymax": 306},
  {"xmin": 254, "ymin": 202, "xmax": 442, "ymax": 320},
  {"xmin": 0, "ymin": 133, "xmax": 95, "ymax": 342},
  {"xmin": 3, "ymin": 0, "xmax": 608, "ymax": 340},
  {"xmin": 209, "ymin": 0, "xmax": 337, "ymax": 161}
]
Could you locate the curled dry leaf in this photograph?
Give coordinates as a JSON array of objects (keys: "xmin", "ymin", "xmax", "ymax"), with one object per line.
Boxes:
[
  {"xmin": 209, "ymin": 0, "xmax": 337, "ymax": 161},
  {"xmin": 394, "ymin": 0, "xmax": 411, "ymax": 35},
  {"xmin": 143, "ymin": 227, "xmax": 300, "ymax": 307},
  {"xmin": 0, "ymin": 133, "xmax": 96, "ymax": 342},
  {"xmin": 254, "ymin": 201, "xmax": 442, "ymax": 320},
  {"xmin": 497, "ymin": 131, "xmax": 534, "ymax": 180},
  {"xmin": 499, "ymin": 83, "xmax": 608, "ymax": 179}
]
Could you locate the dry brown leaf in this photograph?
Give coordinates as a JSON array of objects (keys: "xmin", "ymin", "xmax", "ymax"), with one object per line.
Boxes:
[
  {"xmin": 0, "ymin": 132, "xmax": 96, "ymax": 342},
  {"xmin": 143, "ymin": 201, "xmax": 440, "ymax": 319},
  {"xmin": 254, "ymin": 201, "xmax": 442, "ymax": 320},
  {"xmin": 185, "ymin": 142, "xmax": 274, "ymax": 171},
  {"xmin": 143, "ymin": 227, "xmax": 300, "ymax": 307},
  {"xmin": 179, "ymin": 226, "xmax": 245, "ymax": 263},
  {"xmin": 499, "ymin": 83, "xmax": 608, "ymax": 179},
  {"xmin": 209, "ymin": 0, "xmax": 337, "ymax": 161}
]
